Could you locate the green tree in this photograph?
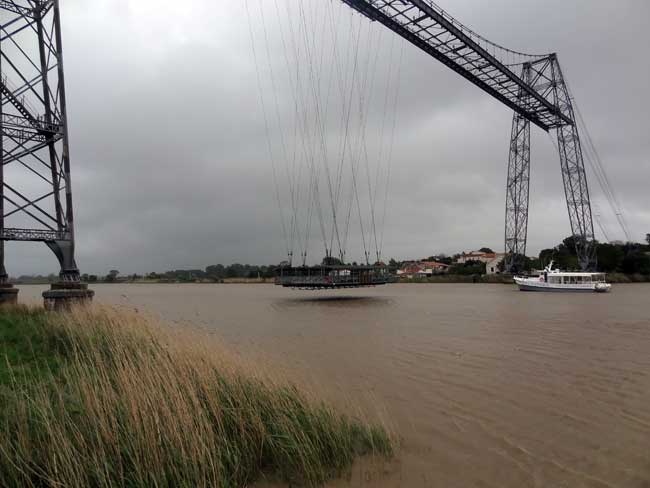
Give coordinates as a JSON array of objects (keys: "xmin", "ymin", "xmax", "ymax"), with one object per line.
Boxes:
[
  {"xmin": 449, "ymin": 260, "xmax": 486, "ymax": 275},
  {"xmin": 622, "ymin": 252, "xmax": 650, "ymax": 275},
  {"xmin": 538, "ymin": 248, "xmax": 555, "ymax": 267},
  {"xmin": 105, "ymin": 270, "xmax": 119, "ymax": 282},
  {"xmin": 205, "ymin": 264, "xmax": 225, "ymax": 281},
  {"xmin": 502, "ymin": 254, "xmax": 536, "ymax": 273},
  {"xmin": 538, "ymin": 237, "xmax": 581, "ymax": 270},
  {"xmin": 478, "ymin": 247, "xmax": 494, "ymax": 254},
  {"xmin": 596, "ymin": 243, "xmax": 625, "ymax": 272}
]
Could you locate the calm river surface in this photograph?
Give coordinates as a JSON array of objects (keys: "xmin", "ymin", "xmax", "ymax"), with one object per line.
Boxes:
[{"xmin": 19, "ymin": 283, "xmax": 650, "ymax": 487}]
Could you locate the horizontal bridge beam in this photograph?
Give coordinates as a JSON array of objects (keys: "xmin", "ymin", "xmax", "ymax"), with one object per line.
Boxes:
[
  {"xmin": 340, "ymin": 0, "xmax": 573, "ymax": 130},
  {"xmin": 2, "ymin": 113, "xmax": 62, "ymax": 135},
  {"xmin": 0, "ymin": 227, "xmax": 69, "ymax": 242}
]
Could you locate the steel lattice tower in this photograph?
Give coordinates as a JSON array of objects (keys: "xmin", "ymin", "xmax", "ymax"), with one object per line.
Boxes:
[
  {"xmin": 504, "ymin": 56, "xmax": 596, "ymax": 271},
  {"xmin": 504, "ymin": 64, "xmax": 532, "ymax": 272},
  {"xmin": 0, "ymin": 0, "xmax": 84, "ymax": 286},
  {"xmin": 340, "ymin": 0, "xmax": 598, "ymax": 271}
]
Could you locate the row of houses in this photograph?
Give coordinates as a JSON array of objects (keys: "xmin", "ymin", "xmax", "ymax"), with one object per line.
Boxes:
[
  {"xmin": 397, "ymin": 261, "xmax": 450, "ymax": 278},
  {"xmin": 396, "ymin": 250, "xmax": 507, "ymax": 278}
]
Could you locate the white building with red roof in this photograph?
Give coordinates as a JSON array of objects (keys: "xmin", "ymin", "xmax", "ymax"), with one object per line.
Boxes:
[{"xmin": 456, "ymin": 251, "xmax": 507, "ymax": 275}]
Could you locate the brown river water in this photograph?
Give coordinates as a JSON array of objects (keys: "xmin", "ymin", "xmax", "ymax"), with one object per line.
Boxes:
[{"xmin": 18, "ymin": 283, "xmax": 650, "ymax": 487}]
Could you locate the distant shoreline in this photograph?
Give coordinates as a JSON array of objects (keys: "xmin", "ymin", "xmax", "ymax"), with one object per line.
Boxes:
[
  {"xmin": 12, "ymin": 274, "xmax": 650, "ymax": 286},
  {"xmin": 400, "ymin": 273, "xmax": 650, "ymax": 284},
  {"xmin": 12, "ymin": 278, "xmax": 276, "ymax": 285}
]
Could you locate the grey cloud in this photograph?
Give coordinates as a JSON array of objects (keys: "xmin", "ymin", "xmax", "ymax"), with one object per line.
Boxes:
[{"xmin": 4, "ymin": 0, "xmax": 648, "ymax": 276}]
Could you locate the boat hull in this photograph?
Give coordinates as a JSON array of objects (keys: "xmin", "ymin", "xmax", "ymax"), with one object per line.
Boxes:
[{"xmin": 514, "ymin": 278, "xmax": 611, "ymax": 293}]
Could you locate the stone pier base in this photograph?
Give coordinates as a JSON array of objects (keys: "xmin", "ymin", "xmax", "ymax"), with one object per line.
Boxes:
[
  {"xmin": 0, "ymin": 283, "xmax": 19, "ymax": 306},
  {"xmin": 43, "ymin": 282, "xmax": 94, "ymax": 311}
]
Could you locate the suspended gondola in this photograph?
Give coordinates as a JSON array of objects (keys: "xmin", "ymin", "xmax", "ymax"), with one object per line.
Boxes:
[
  {"xmin": 275, "ymin": 257, "xmax": 395, "ymax": 289},
  {"xmin": 246, "ymin": 0, "xmax": 403, "ymax": 289}
]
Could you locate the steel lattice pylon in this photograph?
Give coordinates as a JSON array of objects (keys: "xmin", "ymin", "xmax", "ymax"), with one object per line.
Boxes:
[
  {"xmin": 340, "ymin": 0, "xmax": 598, "ymax": 271},
  {"xmin": 548, "ymin": 57, "xmax": 597, "ymax": 270},
  {"xmin": 505, "ymin": 55, "xmax": 596, "ymax": 271},
  {"xmin": 0, "ymin": 0, "xmax": 81, "ymax": 282},
  {"xmin": 504, "ymin": 64, "xmax": 532, "ymax": 273}
]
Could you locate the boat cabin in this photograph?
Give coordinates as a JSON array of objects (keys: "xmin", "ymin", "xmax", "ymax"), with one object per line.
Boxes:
[{"xmin": 544, "ymin": 272, "xmax": 606, "ymax": 285}]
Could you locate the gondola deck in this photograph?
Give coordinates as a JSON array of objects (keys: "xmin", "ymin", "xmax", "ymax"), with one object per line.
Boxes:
[{"xmin": 275, "ymin": 265, "xmax": 395, "ymax": 289}]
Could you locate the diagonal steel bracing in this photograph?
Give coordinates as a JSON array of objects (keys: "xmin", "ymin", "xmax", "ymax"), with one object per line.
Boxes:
[
  {"xmin": 340, "ymin": 0, "xmax": 598, "ymax": 270},
  {"xmin": 0, "ymin": 0, "xmax": 81, "ymax": 281}
]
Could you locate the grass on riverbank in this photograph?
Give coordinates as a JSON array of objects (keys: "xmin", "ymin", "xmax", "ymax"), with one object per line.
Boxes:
[{"xmin": 0, "ymin": 306, "xmax": 393, "ymax": 487}]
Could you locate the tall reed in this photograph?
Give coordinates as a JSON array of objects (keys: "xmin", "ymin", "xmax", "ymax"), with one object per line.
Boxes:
[{"xmin": 0, "ymin": 306, "xmax": 392, "ymax": 487}]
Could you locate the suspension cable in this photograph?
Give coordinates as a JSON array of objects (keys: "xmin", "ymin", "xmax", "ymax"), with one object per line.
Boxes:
[
  {"xmin": 379, "ymin": 42, "xmax": 404, "ymax": 260},
  {"xmin": 244, "ymin": 0, "xmax": 290, "ymax": 260},
  {"xmin": 573, "ymin": 101, "xmax": 631, "ymax": 241},
  {"xmin": 250, "ymin": 0, "xmax": 399, "ymax": 267}
]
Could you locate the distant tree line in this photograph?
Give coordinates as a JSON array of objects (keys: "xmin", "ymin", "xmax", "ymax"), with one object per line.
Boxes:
[
  {"xmin": 391, "ymin": 235, "xmax": 650, "ymax": 277},
  {"xmin": 13, "ymin": 234, "xmax": 650, "ymax": 284},
  {"xmin": 502, "ymin": 235, "xmax": 650, "ymax": 274},
  {"xmin": 449, "ymin": 260, "xmax": 487, "ymax": 275},
  {"xmin": 537, "ymin": 236, "xmax": 650, "ymax": 274},
  {"xmin": 84, "ymin": 265, "xmax": 278, "ymax": 283},
  {"xmin": 144, "ymin": 264, "xmax": 277, "ymax": 282}
]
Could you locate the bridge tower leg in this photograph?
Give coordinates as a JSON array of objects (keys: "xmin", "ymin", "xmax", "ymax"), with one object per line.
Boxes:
[
  {"xmin": 0, "ymin": 10, "xmax": 17, "ymax": 305},
  {"xmin": 504, "ymin": 64, "xmax": 532, "ymax": 274},
  {"xmin": 0, "ymin": 0, "xmax": 93, "ymax": 308},
  {"xmin": 549, "ymin": 56, "xmax": 597, "ymax": 270},
  {"xmin": 505, "ymin": 56, "xmax": 597, "ymax": 272}
]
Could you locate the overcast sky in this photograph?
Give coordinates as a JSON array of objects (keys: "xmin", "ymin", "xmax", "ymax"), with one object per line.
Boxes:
[{"xmin": 4, "ymin": 0, "xmax": 649, "ymax": 276}]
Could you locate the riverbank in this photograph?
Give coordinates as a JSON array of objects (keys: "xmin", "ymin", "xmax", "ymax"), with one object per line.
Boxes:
[
  {"xmin": 12, "ymin": 277, "xmax": 276, "ymax": 285},
  {"xmin": 16, "ymin": 273, "xmax": 650, "ymax": 287},
  {"xmin": 0, "ymin": 306, "xmax": 392, "ymax": 487}
]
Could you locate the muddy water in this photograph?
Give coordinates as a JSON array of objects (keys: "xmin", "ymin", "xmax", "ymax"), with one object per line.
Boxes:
[{"xmin": 19, "ymin": 283, "xmax": 650, "ymax": 487}]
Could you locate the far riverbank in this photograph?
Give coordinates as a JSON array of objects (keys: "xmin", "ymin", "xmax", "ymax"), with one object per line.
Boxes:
[
  {"xmin": 400, "ymin": 272, "xmax": 650, "ymax": 284},
  {"xmin": 13, "ymin": 273, "xmax": 649, "ymax": 286}
]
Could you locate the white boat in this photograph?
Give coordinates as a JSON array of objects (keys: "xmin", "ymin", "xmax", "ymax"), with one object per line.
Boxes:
[{"xmin": 514, "ymin": 262, "xmax": 611, "ymax": 293}]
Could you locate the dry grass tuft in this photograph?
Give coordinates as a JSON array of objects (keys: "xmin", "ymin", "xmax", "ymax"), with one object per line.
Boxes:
[{"xmin": 0, "ymin": 306, "xmax": 393, "ymax": 487}]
